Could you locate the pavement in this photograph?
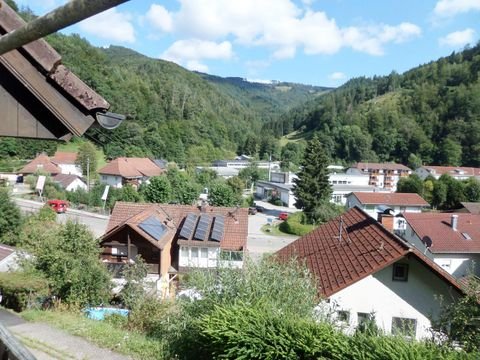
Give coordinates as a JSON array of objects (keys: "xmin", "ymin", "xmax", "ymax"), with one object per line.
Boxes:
[{"xmin": 0, "ymin": 309, "xmax": 130, "ymax": 360}]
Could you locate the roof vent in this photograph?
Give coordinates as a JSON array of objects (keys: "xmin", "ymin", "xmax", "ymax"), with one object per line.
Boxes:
[
  {"xmin": 462, "ymin": 232, "xmax": 472, "ymax": 240},
  {"xmin": 451, "ymin": 214, "xmax": 458, "ymax": 231}
]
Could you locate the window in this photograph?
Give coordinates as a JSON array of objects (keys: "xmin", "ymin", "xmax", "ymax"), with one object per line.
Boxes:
[
  {"xmin": 337, "ymin": 311, "xmax": 350, "ymax": 323},
  {"xmin": 392, "ymin": 263, "xmax": 409, "ymax": 281},
  {"xmin": 357, "ymin": 312, "xmax": 372, "ymax": 325},
  {"xmin": 180, "ymin": 246, "xmax": 188, "ymax": 258},
  {"xmin": 201, "ymin": 248, "xmax": 208, "ymax": 259},
  {"xmin": 112, "ymin": 246, "xmax": 127, "ymax": 256},
  {"xmin": 191, "ymin": 247, "xmax": 198, "ymax": 258},
  {"xmin": 391, "ymin": 317, "xmax": 417, "ymax": 337}
]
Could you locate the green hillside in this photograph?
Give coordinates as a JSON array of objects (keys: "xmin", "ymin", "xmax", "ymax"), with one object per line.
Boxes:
[{"xmin": 266, "ymin": 44, "xmax": 480, "ymax": 167}]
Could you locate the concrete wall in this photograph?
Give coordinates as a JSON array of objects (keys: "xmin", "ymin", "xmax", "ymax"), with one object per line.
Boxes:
[
  {"xmin": 329, "ymin": 257, "xmax": 462, "ymax": 339},
  {"xmin": 65, "ymin": 178, "xmax": 87, "ymax": 192},
  {"xmin": 58, "ymin": 164, "xmax": 82, "ymax": 177},
  {"xmin": 100, "ymin": 175, "xmax": 123, "ymax": 188}
]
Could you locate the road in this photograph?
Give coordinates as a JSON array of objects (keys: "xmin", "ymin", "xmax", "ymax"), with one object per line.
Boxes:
[{"xmin": 13, "ymin": 198, "xmax": 109, "ymax": 238}]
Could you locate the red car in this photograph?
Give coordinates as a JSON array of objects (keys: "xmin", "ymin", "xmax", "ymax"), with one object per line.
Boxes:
[
  {"xmin": 279, "ymin": 212, "xmax": 288, "ymax": 221},
  {"xmin": 47, "ymin": 199, "xmax": 68, "ymax": 213}
]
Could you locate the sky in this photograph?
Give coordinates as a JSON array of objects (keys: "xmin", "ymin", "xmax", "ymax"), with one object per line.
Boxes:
[{"xmin": 14, "ymin": 0, "xmax": 480, "ymax": 86}]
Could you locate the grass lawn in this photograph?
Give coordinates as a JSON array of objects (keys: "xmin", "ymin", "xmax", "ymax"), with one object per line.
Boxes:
[
  {"xmin": 261, "ymin": 223, "xmax": 290, "ymax": 236},
  {"xmin": 21, "ymin": 310, "xmax": 167, "ymax": 360},
  {"xmin": 57, "ymin": 137, "xmax": 107, "ymax": 169}
]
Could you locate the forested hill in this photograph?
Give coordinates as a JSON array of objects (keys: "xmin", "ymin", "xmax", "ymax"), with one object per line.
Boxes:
[
  {"xmin": 37, "ymin": 35, "xmax": 325, "ymax": 165},
  {"xmin": 266, "ymin": 44, "xmax": 480, "ymax": 167}
]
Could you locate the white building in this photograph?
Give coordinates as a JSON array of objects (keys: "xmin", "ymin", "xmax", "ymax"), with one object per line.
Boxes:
[
  {"xmin": 196, "ymin": 166, "xmax": 239, "ymax": 179},
  {"xmin": 53, "ymin": 174, "xmax": 87, "ymax": 192},
  {"xmin": 346, "ymin": 192, "xmax": 429, "ymax": 230},
  {"xmin": 400, "ymin": 212, "xmax": 480, "ymax": 278},
  {"xmin": 276, "ymin": 207, "xmax": 465, "ymax": 340},
  {"xmin": 347, "ymin": 162, "xmax": 412, "ymax": 192},
  {"xmin": 255, "ymin": 171, "xmax": 298, "ymax": 208},
  {"xmin": 51, "ymin": 152, "xmax": 82, "ymax": 177},
  {"xmin": 328, "ymin": 172, "xmax": 376, "ymax": 205},
  {"xmin": 415, "ymin": 165, "xmax": 480, "ymax": 181},
  {"xmin": 98, "ymin": 157, "xmax": 164, "ymax": 189},
  {"xmin": 212, "ymin": 159, "xmax": 280, "ymax": 170}
]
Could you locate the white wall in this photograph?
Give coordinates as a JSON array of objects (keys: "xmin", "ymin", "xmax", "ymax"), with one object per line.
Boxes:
[
  {"xmin": 100, "ymin": 175, "xmax": 123, "ymax": 188},
  {"xmin": 329, "ymin": 257, "xmax": 461, "ymax": 340},
  {"xmin": 58, "ymin": 164, "xmax": 82, "ymax": 177},
  {"xmin": 329, "ymin": 173, "xmax": 369, "ymax": 186},
  {"xmin": 65, "ymin": 178, "xmax": 87, "ymax": 192}
]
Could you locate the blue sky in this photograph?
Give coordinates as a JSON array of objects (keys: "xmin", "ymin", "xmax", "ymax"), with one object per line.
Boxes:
[{"xmin": 15, "ymin": 0, "xmax": 480, "ymax": 86}]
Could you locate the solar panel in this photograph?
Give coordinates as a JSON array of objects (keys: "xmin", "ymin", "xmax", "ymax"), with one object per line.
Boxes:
[
  {"xmin": 210, "ymin": 216, "xmax": 225, "ymax": 242},
  {"xmin": 194, "ymin": 214, "xmax": 212, "ymax": 241},
  {"xmin": 180, "ymin": 213, "xmax": 198, "ymax": 239},
  {"xmin": 138, "ymin": 216, "xmax": 168, "ymax": 241}
]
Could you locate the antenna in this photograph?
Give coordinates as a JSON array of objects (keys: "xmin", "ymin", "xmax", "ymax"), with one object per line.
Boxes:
[{"xmin": 334, "ymin": 216, "xmax": 351, "ymax": 244}]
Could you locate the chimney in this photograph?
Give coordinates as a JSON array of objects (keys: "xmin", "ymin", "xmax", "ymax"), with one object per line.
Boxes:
[
  {"xmin": 200, "ymin": 200, "xmax": 208, "ymax": 213},
  {"xmin": 379, "ymin": 214, "xmax": 394, "ymax": 232},
  {"xmin": 451, "ymin": 214, "xmax": 458, "ymax": 231}
]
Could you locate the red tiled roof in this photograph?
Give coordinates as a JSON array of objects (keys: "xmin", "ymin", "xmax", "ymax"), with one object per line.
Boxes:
[
  {"xmin": 350, "ymin": 192, "xmax": 429, "ymax": 207},
  {"xmin": 98, "ymin": 158, "xmax": 163, "ymax": 178},
  {"xmin": 18, "ymin": 154, "xmax": 61, "ymax": 175},
  {"xmin": 51, "ymin": 152, "xmax": 77, "ymax": 165},
  {"xmin": 0, "ymin": 244, "xmax": 15, "ymax": 262},
  {"xmin": 403, "ymin": 212, "xmax": 480, "ymax": 254},
  {"xmin": 276, "ymin": 207, "xmax": 462, "ymax": 297},
  {"xmin": 421, "ymin": 166, "xmax": 480, "ymax": 177},
  {"xmin": 353, "ymin": 162, "xmax": 412, "ymax": 171},
  {"xmin": 106, "ymin": 202, "xmax": 248, "ymax": 251}
]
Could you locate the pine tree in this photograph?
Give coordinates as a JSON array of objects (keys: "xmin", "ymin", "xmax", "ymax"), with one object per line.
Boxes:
[{"xmin": 292, "ymin": 134, "xmax": 332, "ymax": 222}]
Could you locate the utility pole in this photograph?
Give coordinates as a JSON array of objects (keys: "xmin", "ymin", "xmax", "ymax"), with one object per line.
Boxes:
[
  {"xmin": 87, "ymin": 157, "xmax": 90, "ymax": 192},
  {"xmin": 0, "ymin": 0, "xmax": 129, "ymax": 56}
]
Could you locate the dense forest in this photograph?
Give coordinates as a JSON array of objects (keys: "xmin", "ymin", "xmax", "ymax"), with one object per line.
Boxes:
[{"xmin": 266, "ymin": 43, "xmax": 480, "ymax": 167}]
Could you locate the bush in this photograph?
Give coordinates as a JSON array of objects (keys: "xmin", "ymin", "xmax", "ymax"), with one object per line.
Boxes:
[
  {"xmin": 279, "ymin": 212, "xmax": 316, "ymax": 235},
  {"xmin": 268, "ymin": 196, "xmax": 284, "ymax": 206},
  {"xmin": 0, "ymin": 272, "xmax": 49, "ymax": 312}
]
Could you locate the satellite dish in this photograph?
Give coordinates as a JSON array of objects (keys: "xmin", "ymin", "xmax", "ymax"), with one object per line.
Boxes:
[
  {"xmin": 96, "ymin": 111, "xmax": 125, "ymax": 130},
  {"xmin": 422, "ymin": 236, "xmax": 433, "ymax": 248}
]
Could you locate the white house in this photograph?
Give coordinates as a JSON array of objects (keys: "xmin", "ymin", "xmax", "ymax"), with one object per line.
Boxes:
[
  {"xmin": 400, "ymin": 212, "xmax": 480, "ymax": 279},
  {"xmin": 53, "ymin": 174, "xmax": 87, "ymax": 192},
  {"xmin": 212, "ymin": 159, "xmax": 280, "ymax": 170},
  {"xmin": 328, "ymin": 172, "xmax": 376, "ymax": 205},
  {"xmin": 98, "ymin": 157, "xmax": 164, "ymax": 189},
  {"xmin": 196, "ymin": 166, "xmax": 239, "ymax": 179},
  {"xmin": 51, "ymin": 152, "xmax": 82, "ymax": 177},
  {"xmin": 276, "ymin": 207, "xmax": 465, "ymax": 340},
  {"xmin": 255, "ymin": 171, "xmax": 298, "ymax": 208},
  {"xmin": 347, "ymin": 163, "xmax": 412, "ymax": 192},
  {"xmin": 346, "ymin": 192, "xmax": 429, "ymax": 230},
  {"xmin": 415, "ymin": 165, "xmax": 480, "ymax": 181}
]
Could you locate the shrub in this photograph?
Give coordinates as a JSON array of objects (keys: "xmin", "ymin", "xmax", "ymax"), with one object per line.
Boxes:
[
  {"xmin": 279, "ymin": 211, "xmax": 316, "ymax": 235},
  {"xmin": 0, "ymin": 272, "xmax": 49, "ymax": 312}
]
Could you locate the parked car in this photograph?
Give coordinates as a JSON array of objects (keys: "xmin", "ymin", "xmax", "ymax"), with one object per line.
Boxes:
[
  {"xmin": 279, "ymin": 212, "xmax": 289, "ymax": 221},
  {"xmin": 47, "ymin": 199, "xmax": 68, "ymax": 213},
  {"xmin": 248, "ymin": 207, "xmax": 257, "ymax": 215}
]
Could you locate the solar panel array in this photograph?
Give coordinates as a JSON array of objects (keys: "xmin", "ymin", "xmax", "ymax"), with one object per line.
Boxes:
[
  {"xmin": 194, "ymin": 214, "xmax": 212, "ymax": 241},
  {"xmin": 138, "ymin": 216, "xmax": 168, "ymax": 241},
  {"xmin": 210, "ymin": 216, "xmax": 225, "ymax": 242},
  {"xmin": 179, "ymin": 213, "xmax": 198, "ymax": 239}
]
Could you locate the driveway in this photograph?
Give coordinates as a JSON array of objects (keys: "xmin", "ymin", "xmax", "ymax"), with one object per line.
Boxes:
[{"xmin": 0, "ymin": 309, "xmax": 129, "ymax": 360}]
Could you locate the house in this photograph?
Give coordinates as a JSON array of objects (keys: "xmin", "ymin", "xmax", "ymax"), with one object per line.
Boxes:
[
  {"xmin": 98, "ymin": 158, "xmax": 164, "ymax": 189},
  {"xmin": 0, "ymin": 2, "xmax": 114, "ymax": 140},
  {"xmin": 100, "ymin": 202, "xmax": 248, "ymax": 296},
  {"xmin": 346, "ymin": 192, "xmax": 429, "ymax": 230},
  {"xmin": 328, "ymin": 172, "xmax": 379, "ymax": 205},
  {"xmin": 0, "ymin": 244, "xmax": 20, "ymax": 272},
  {"xmin": 18, "ymin": 153, "xmax": 61, "ymax": 175},
  {"xmin": 347, "ymin": 163, "xmax": 412, "ymax": 192},
  {"xmin": 276, "ymin": 207, "xmax": 464, "ymax": 339},
  {"xmin": 52, "ymin": 174, "xmax": 87, "ymax": 192},
  {"xmin": 415, "ymin": 166, "xmax": 480, "ymax": 181},
  {"xmin": 196, "ymin": 166, "xmax": 239, "ymax": 179},
  {"xmin": 51, "ymin": 152, "xmax": 82, "ymax": 176},
  {"xmin": 400, "ymin": 213, "xmax": 480, "ymax": 279},
  {"xmin": 457, "ymin": 202, "xmax": 480, "ymax": 214},
  {"xmin": 256, "ymin": 172, "xmax": 298, "ymax": 208}
]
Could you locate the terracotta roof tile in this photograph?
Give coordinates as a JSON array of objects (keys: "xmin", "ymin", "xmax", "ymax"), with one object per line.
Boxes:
[
  {"xmin": 98, "ymin": 158, "xmax": 163, "ymax": 178},
  {"xmin": 353, "ymin": 162, "xmax": 412, "ymax": 171},
  {"xmin": 403, "ymin": 212, "xmax": 480, "ymax": 253},
  {"xmin": 350, "ymin": 192, "xmax": 429, "ymax": 207},
  {"xmin": 276, "ymin": 207, "xmax": 462, "ymax": 297},
  {"xmin": 106, "ymin": 202, "xmax": 247, "ymax": 251},
  {"xmin": 18, "ymin": 154, "xmax": 61, "ymax": 175}
]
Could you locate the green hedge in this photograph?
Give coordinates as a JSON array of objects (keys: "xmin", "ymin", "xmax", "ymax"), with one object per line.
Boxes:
[
  {"xmin": 279, "ymin": 212, "xmax": 316, "ymax": 236},
  {"xmin": 0, "ymin": 272, "xmax": 49, "ymax": 312}
]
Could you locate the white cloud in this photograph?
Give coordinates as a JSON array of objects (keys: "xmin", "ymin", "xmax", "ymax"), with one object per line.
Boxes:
[
  {"xmin": 439, "ymin": 28, "xmax": 476, "ymax": 47},
  {"xmin": 161, "ymin": 39, "xmax": 233, "ymax": 71},
  {"xmin": 146, "ymin": 0, "xmax": 421, "ymax": 59},
  {"xmin": 328, "ymin": 72, "xmax": 346, "ymax": 80},
  {"xmin": 78, "ymin": 8, "xmax": 135, "ymax": 43},
  {"xmin": 434, "ymin": 0, "xmax": 480, "ymax": 18},
  {"xmin": 146, "ymin": 4, "xmax": 174, "ymax": 32}
]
